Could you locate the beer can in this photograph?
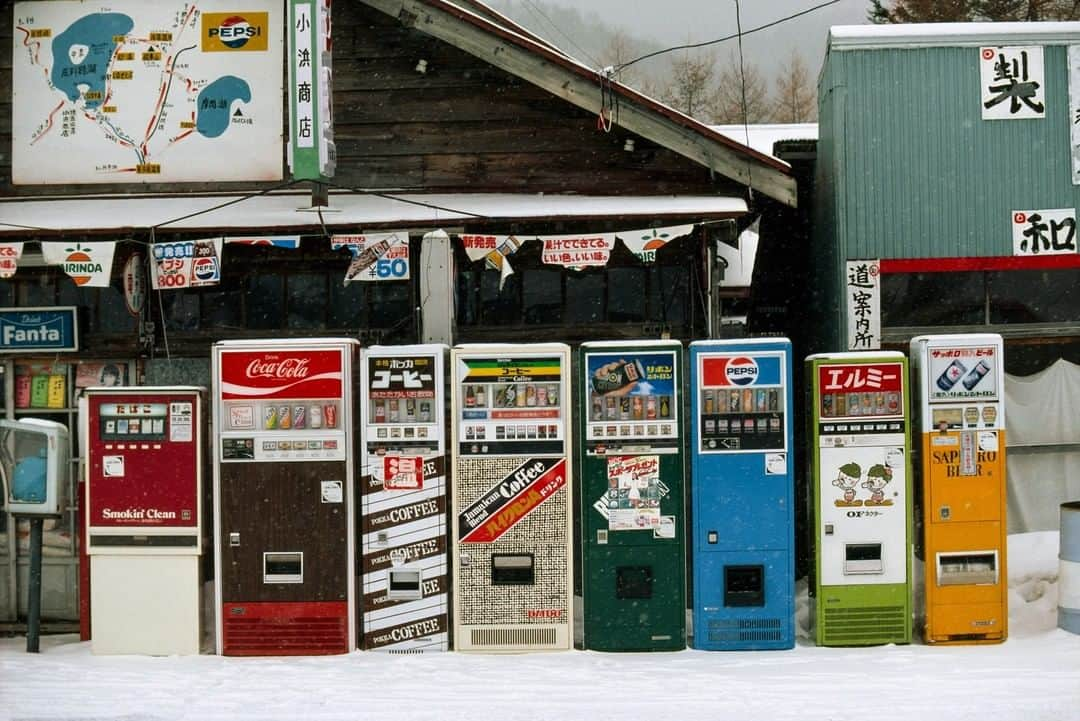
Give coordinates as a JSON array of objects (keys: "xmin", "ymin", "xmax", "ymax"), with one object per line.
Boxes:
[
  {"xmin": 324, "ymin": 403, "xmax": 338, "ymax": 428},
  {"xmin": 704, "ymin": 390, "xmax": 715, "ymax": 415},
  {"xmin": 936, "ymin": 359, "xmax": 967, "ymax": 391},
  {"xmin": 886, "ymin": 392, "xmax": 900, "ymax": 414},
  {"xmin": 605, "ymin": 396, "xmax": 617, "ymax": 420},
  {"xmin": 374, "ymin": 401, "xmax": 386, "ymax": 424},
  {"xmin": 278, "ymin": 405, "xmax": 292, "ymax": 430},
  {"xmin": 620, "ymin": 397, "xmax": 631, "ymax": 420},
  {"xmin": 591, "ymin": 395, "xmax": 603, "ymax": 420},
  {"xmin": 646, "ymin": 395, "xmax": 657, "ymax": 419},
  {"xmin": 962, "ymin": 359, "xmax": 992, "ymax": 390},
  {"xmin": 632, "ymin": 396, "xmax": 644, "ymax": 420},
  {"xmin": 310, "ymin": 404, "xmax": 323, "ymax": 429},
  {"xmin": 292, "ymin": 404, "xmax": 306, "ymax": 429},
  {"xmin": 264, "ymin": 404, "xmax": 278, "ymax": 430}
]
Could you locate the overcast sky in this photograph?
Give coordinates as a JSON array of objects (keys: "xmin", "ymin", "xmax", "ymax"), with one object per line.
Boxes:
[{"xmin": 498, "ymin": 0, "xmax": 871, "ymax": 83}]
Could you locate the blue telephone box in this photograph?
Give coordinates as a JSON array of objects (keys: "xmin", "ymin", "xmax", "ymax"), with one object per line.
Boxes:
[{"xmin": 689, "ymin": 339, "xmax": 795, "ymax": 650}]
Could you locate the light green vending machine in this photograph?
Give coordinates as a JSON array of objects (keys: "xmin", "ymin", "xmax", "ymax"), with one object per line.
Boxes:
[
  {"xmin": 806, "ymin": 351, "xmax": 912, "ymax": 646},
  {"xmin": 579, "ymin": 340, "xmax": 685, "ymax": 651}
]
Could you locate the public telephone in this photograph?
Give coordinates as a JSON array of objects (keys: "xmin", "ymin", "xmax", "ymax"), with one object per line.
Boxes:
[{"xmin": 0, "ymin": 418, "xmax": 69, "ymax": 517}]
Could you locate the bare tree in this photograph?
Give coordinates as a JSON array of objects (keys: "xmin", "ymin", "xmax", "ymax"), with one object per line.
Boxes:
[
  {"xmin": 659, "ymin": 50, "xmax": 720, "ymax": 120},
  {"xmin": 712, "ymin": 53, "xmax": 771, "ymax": 124},
  {"xmin": 772, "ymin": 50, "xmax": 817, "ymax": 123}
]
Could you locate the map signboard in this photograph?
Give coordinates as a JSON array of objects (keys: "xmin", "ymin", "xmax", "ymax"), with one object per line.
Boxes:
[{"xmin": 12, "ymin": 1, "xmax": 283, "ymax": 184}]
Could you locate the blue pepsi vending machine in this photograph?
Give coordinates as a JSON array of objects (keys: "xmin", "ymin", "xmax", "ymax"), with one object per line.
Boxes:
[{"xmin": 689, "ymin": 339, "xmax": 795, "ymax": 650}]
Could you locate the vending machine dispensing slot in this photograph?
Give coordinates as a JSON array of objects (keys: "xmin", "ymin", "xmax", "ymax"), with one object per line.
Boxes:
[
  {"xmin": 844, "ymin": 543, "xmax": 884, "ymax": 575},
  {"xmin": 724, "ymin": 566, "xmax": 765, "ymax": 607},
  {"xmin": 936, "ymin": 551, "xmax": 998, "ymax": 586}
]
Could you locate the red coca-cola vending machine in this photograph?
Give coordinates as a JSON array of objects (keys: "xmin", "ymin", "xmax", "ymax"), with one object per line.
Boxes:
[
  {"xmin": 212, "ymin": 339, "xmax": 359, "ymax": 656},
  {"xmin": 84, "ymin": 387, "xmax": 205, "ymax": 655}
]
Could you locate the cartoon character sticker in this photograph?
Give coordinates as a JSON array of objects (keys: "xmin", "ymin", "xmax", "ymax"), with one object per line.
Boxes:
[
  {"xmin": 832, "ymin": 462, "xmax": 862, "ymax": 506},
  {"xmin": 862, "ymin": 463, "xmax": 894, "ymax": 506}
]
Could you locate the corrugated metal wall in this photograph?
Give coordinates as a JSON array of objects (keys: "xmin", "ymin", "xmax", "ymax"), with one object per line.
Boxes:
[{"xmin": 820, "ymin": 44, "xmax": 1080, "ymax": 262}]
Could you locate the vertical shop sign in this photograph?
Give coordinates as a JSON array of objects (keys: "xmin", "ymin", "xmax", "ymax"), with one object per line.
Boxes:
[{"xmin": 845, "ymin": 260, "xmax": 880, "ymax": 351}]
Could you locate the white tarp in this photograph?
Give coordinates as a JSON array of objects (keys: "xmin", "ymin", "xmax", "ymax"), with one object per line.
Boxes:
[{"xmin": 1005, "ymin": 358, "xmax": 1080, "ymax": 532}]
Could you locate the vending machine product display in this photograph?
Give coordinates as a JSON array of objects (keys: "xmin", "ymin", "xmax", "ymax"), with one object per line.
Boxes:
[
  {"xmin": 360, "ymin": 344, "xmax": 449, "ymax": 652},
  {"xmin": 911, "ymin": 333, "xmax": 1007, "ymax": 644},
  {"xmin": 450, "ymin": 343, "xmax": 573, "ymax": 652},
  {"xmin": 84, "ymin": 387, "xmax": 204, "ymax": 655},
  {"xmin": 807, "ymin": 351, "xmax": 912, "ymax": 646},
  {"xmin": 579, "ymin": 340, "xmax": 685, "ymax": 651},
  {"xmin": 213, "ymin": 339, "xmax": 358, "ymax": 656},
  {"xmin": 689, "ymin": 339, "xmax": 794, "ymax": 650}
]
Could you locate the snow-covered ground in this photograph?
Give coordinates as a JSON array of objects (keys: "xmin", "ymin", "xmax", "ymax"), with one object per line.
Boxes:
[{"xmin": 1, "ymin": 532, "xmax": 1076, "ymax": 721}]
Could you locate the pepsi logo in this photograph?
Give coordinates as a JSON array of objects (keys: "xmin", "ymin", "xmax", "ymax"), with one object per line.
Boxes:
[
  {"xmin": 725, "ymin": 357, "xmax": 759, "ymax": 386},
  {"xmin": 209, "ymin": 15, "xmax": 260, "ymax": 48},
  {"xmin": 192, "ymin": 257, "xmax": 217, "ymax": 281}
]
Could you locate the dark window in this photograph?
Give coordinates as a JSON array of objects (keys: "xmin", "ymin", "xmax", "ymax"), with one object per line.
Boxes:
[
  {"xmin": 988, "ymin": 269, "xmax": 1080, "ymax": 324},
  {"xmin": 287, "ymin": 273, "xmax": 327, "ymax": 330},
  {"xmin": 246, "ymin": 274, "xmax": 284, "ymax": 330},
  {"xmin": 522, "ymin": 270, "xmax": 562, "ymax": 324},
  {"xmin": 881, "ymin": 272, "xmax": 984, "ymax": 327},
  {"xmin": 607, "ymin": 267, "xmax": 646, "ymax": 322},
  {"xmin": 565, "ymin": 272, "xmax": 604, "ymax": 325}
]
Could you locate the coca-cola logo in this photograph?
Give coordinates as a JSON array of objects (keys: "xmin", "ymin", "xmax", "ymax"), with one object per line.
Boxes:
[{"xmin": 246, "ymin": 358, "xmax": 310, "ymax": 380}]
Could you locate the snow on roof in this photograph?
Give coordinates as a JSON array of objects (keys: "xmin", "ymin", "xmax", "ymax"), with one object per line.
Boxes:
[
  {"xmin": 710, "ymin": 124, "xmax": 818, "ymax": 163},
  {"xmin": 829, "ymin": 21, "xmax": 1080, "ymax": 51},
  {"xmin": 0, "ymin": 192, "xmax": 747, "ymax": 235}
]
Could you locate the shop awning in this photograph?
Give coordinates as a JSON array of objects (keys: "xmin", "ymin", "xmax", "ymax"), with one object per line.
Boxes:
[{"xmin": 0, "ymin": 191, "xmax": 747, "ymax": 237}]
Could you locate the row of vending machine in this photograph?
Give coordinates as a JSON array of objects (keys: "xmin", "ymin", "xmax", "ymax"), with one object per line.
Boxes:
[{"xmin": 73, "ymin": 333, "xmax": 1007, "ymax": 655}]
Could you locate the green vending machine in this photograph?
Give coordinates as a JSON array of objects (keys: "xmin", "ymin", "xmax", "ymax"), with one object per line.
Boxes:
[
  {"xmin": 579, "ymin": 340, "xmax": 685, "ymax": 651},
  {"xmin": 807, "ymin": 351, "xmax": 912, "ymax": 646}
]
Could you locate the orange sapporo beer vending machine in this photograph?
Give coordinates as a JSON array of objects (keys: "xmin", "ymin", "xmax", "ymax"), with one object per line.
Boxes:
[
  {"xmin": 213, "ymin": 339, "xmax": 359, "ymax": 655},
  {"xmin": 911, "ymin": 333, "xmax": 1007, "ymax": 644}
]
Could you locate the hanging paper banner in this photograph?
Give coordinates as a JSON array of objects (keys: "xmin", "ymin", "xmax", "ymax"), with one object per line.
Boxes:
[
  {"xmin": 618, "ymin": 224, "xmax": 695, "ymax": 263},
  {"xmin": 0, "ymin": 243, "xmax": 24, "ymax": 278},
  {"xmin": 40, "ymin": 241, "xmax": 117, "ymax": 287},
  {"xmin": 150, "ymin": 237, "xmax": 223, "ymax": 290},
  {"xmin": 224, "ymin": 235, "xmax": 302, "ymax": 249},
  {"xmin": 332, "ymin": 232, "xmax": 410, "ymax": 283},
  {"xmin": 458, "ymin": 234, "xmax": 522, "ymax": 289},
  {"xmin": 718, "ymin": 217, "xmax": 760, "ymax": 288},
  {"xmin": 539, "ymin": 233, "xmax": 618, "ymax": 268}
]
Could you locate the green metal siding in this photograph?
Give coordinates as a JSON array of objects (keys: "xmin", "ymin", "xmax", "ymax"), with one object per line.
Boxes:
[{"xmin": 819, "ymin": 44, "xmax": 1080, "ymax": 263}]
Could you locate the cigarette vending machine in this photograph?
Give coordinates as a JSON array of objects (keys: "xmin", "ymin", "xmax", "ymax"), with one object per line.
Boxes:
[
  {"xmin": 579, "ymin": 340, "xmax": 685, "ymax": 651},
  {"xmin": 689, "ymin": 339, "xmax": 794, "ymax": 650},
  {"xmin": 84, "ymin": 387, "xmax": 204, "ymax": 655},
  {"xmin": 451, "ymin": 343, "xmax": 573, "ymax": 652},
  {"xmin": 213, "ymin": 339, "xmax": 358, "ymax": 656},
  {"xmin": 360, "ymin": 344, "xmax": 449, "ymax": 652},
  {"xmin": 807, "ymin": 351, "xmax": 912, "ymax": 646},
  {"xmin": 911, "ymin": 333, "xmax": 1007, "ymax": 644}
]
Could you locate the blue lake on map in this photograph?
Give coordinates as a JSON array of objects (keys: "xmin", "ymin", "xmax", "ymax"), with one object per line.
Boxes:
[
  {"xmin": 196, "ymin": 76, "xmax": 252, "ymax": 138},
  {"xmin": 51, "ymin": 13, "xmax": 134, "ymax": 108}
]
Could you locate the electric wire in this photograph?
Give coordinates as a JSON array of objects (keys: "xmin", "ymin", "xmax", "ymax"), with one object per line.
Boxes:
[
  {"xmin": 615, "ymin": 0, "xmax": 844, "ymax": 73},
  {"xmin": 520, "ymin": 0, "xmax": 603, "ymax": 69}
]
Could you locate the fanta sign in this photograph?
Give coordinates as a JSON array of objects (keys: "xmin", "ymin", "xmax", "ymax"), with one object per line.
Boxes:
[{"xmin": 202, "ymin": 12, "xmax": 270, "ymax": 52}]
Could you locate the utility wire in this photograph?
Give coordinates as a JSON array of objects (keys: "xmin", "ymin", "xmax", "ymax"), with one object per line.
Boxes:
[
  {"xmin": 615, "ymin": 0, "xmax": 844, "ymax": 73},
  {"xmin": 521, "ymin": 0, "xmax": 603, "ymax": 68}
]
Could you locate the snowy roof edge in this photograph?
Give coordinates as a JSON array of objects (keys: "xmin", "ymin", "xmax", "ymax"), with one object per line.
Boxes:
[{"xmin": 828, "ymin": 22, "xmax": 1080, "ymax": 51}]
